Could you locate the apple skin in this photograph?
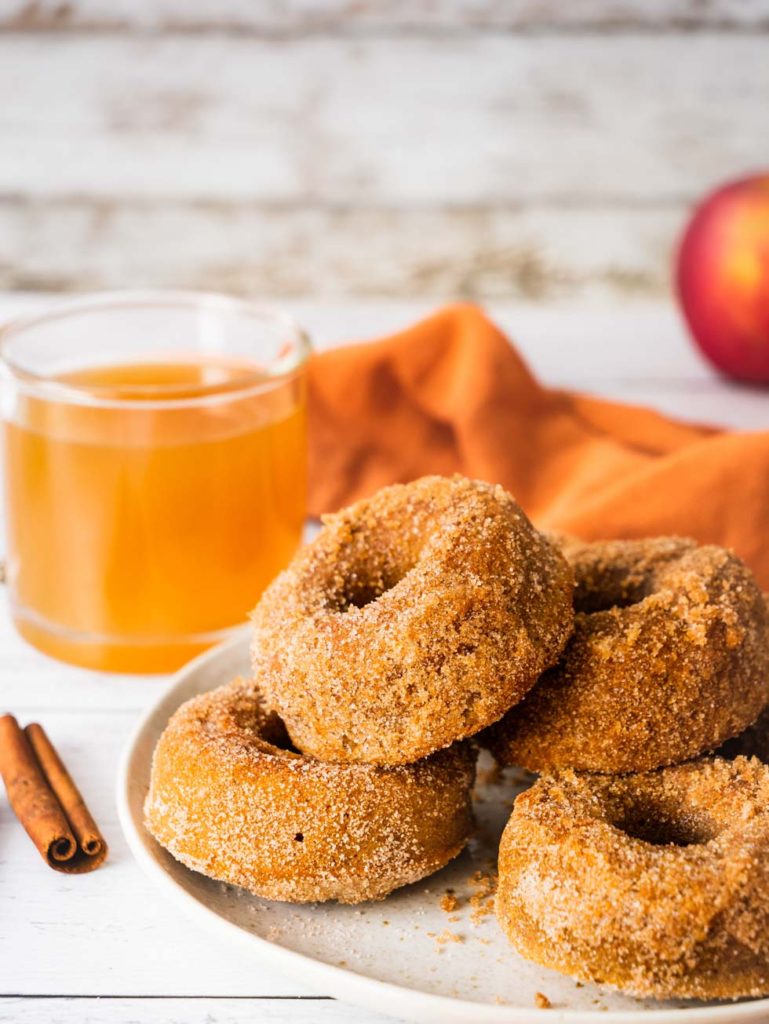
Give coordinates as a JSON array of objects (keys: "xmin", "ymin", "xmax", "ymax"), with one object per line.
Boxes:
[{"xmin": 677, "ymin": 174, "xmax": 769, "ymax": 384}]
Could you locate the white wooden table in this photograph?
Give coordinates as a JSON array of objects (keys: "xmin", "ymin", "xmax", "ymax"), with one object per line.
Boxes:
[{"xmin": 1, "ymin": 297, "xmax": 766, "ymax": 1024}]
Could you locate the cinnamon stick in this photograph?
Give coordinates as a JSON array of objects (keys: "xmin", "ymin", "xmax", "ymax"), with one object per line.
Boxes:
[{"xmin": 0, "ymin": 714, "xmax": 107, "ymax": 872}]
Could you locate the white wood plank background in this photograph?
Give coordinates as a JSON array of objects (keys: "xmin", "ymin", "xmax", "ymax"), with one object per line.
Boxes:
[
  {"xmin": 0, "ymin": 6, "xmax": 767, "ymax": 297},
  {"xmin": 0, "ymin": 295, "xmax": 767, "ymax": 1024},
  {"xmin": 3, "ymin": 0, "xmax": 769, "ymax": 32}
]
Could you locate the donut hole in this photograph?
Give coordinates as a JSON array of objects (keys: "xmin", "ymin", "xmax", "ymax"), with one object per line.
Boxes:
[
  {"xmin": 575, "ymin": 572, "xmax": 653, "ymax": 614},
  {"xmin": 614, "ymin": 800, "xmax": 717, "ymax": 848},
  {"xmin": 329, "ymin": 522, "xmax": 429, "ymax": 611},
  {"xmin": 572, "ymin": 540, "xmax": 696, "ymax": 614},
  {"xmin": 343, "ymin": 577, "xmax": 399, "ymax": 609},
  {"xmin": 210, "ymin": 687, "xmax": 304, "ymax": 756},
  {"xmin": 260, "ymin": 712, "xmax": 302, "ymax": 754},
  {"xmin": 338, "ymin": 559, "xmax": 413, "ymax": 610},
  {"xmin": 578, "ymin": 591, "xmax": 644, "ymax": 614}
]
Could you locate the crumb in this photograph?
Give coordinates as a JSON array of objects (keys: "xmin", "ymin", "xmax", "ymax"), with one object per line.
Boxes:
[
  {"xmin": 440, "ymin": 890, "xmax": 458, "ymax": 913},
  {"xmin": 535, "ymin": 991, "xmax": 552, "ymax": 1009},
  {"xmin": 470, "ymin": 902, "xmax": 495, "ymax": 925},
  {"xmin": 468, "ymin": 868, "xmax": 498, "ymax": 925},
  {"xmin": 435, "ymin": 929, "xmax": 464, "ymax": 947}
]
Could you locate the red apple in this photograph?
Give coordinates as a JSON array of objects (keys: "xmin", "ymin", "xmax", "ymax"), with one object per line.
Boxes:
[{"xmin": 677, "ymin": 173, "xmax": 769, "ymax": 384}]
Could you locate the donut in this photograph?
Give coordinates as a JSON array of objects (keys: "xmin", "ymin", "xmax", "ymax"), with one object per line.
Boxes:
[
  {"xmin": 251, "ymin": 475, "xmax": 574, "ymax": 765},
  {"xmin": 496, "ymin": 757, "xmax": 769, "ymax": 999},
  {"xmin": 485, "ymin": 537, "xmax": 769, "ymax": 773},
  {"xmin": 144, "ymin": 677, "xmax": 476, "ymax": 904}
]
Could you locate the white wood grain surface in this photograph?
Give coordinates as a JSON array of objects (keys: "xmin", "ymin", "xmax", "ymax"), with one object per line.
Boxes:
[
  {"xmin": 0, "ymin": 296, "xmax": 767, "ymax": 1024},
  {"xmin": 0, "ymin": 26, "xmax": 766, "ymax": 297},
  {"xmin": 4, "ymin": 0, "xmax": 769, "ymax": 32},
  {"xmin": 10, "ymin": 34, "xmax": 764, "ymax": 204}
]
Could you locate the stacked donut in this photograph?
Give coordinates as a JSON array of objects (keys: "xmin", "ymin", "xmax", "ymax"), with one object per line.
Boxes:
[
  {"xmin": 490, "ymin": 536, "xmax": 769, "ymax": 1000},
  {"xmin": 144, "ymin": 474, "xmax": 769, "ymax": 1000},
  {"xmin": 144, "ymin": 476, "xmax": 575, "ymax": 902}
]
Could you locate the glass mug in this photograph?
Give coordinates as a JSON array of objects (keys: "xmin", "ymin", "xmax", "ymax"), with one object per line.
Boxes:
[{"xmin": 0, "ymin": 292, "xmax": 310, "ymax": 673}]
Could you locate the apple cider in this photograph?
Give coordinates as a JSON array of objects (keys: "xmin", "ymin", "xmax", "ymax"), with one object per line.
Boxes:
[{"xmin": 0, "ymin": 296, "xmax": 309, "ymax": 673}]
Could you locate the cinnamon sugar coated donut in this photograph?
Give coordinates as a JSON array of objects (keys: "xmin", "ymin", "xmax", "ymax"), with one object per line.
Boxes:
[
  {"xmin": 485, "ymin": 537, "xmax": 769, "ymax": 773},
  {"xmin": 251, "ymin": 476, "xmax": 574, "ymax": 765},
  {"xmin": 496, "ymin": 758, "xmax": 769, "ymax": 999},
  {"xmin": 144, "ymin": 678, "xmax": 476, "ymax": 903}
]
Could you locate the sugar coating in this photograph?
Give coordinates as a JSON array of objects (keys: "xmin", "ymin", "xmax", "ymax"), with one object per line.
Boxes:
[
  {"xmin": 485, "ymin": 537, "xmax": 769, "ymax": 773},
  {"xmin": 497, "ymin": 757, "xmax": 769, "ymax": 999},
  {"xmin": 251, "ymin": 475, "xmax": 574, "ymax": 765},
  {"xmin": 144, "ymin": 677, "xmax": 476, "ymax": 904}
]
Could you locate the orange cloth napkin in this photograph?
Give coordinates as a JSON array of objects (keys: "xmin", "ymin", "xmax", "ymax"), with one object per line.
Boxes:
[{"xmin": 308, "ymin": 304, "xmax": 769, "ymax": 588}]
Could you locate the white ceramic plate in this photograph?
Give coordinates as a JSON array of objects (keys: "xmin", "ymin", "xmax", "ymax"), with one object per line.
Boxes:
[{"xmin": 118, "ymin": 636, "xmax": 769, "ymax": 1024}]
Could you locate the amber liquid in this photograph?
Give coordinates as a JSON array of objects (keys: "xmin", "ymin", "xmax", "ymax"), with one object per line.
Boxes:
[{"xmin": 4, "ymin": 360, "xmax": 306, "ymax": 672}]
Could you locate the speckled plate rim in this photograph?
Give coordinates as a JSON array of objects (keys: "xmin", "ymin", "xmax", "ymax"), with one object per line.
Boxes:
[{"xmin": 117, "ymin": 634, "xmax": 769, "ymax": 1024}]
